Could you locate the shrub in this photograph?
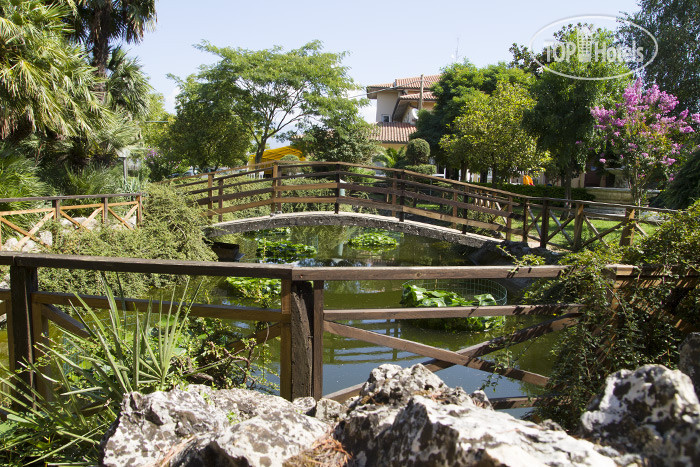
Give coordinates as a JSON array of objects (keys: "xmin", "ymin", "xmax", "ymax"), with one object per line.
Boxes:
[
  {"xmin": 406, "ymin": 138, "xmax": 430, "ymax": 165},
  {"xmin": 279, "ymin": 154, "xmax": 300, "ymax": 162},
  {"xmin": 655, "ymin": 147, "xmax": 700, "ymax": 209},
  {"xmin": 224, "ymin": 277, "xmax": 281, "ymax": 307},
  {"xmin": 469, "ymin": 182, "xmax": 594, "ymax": 202},
  {"xmin": 404, "ymin": 164, "xmax": 436, "ymax": 175}
]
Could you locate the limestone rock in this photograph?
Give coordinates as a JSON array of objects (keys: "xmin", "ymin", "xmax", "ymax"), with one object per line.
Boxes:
[
  {"xmin": 293, "ymin": 396, "xmax": 345, "ymax": 424},
  {"xmin": 100, "ymin": 385, "xmax": 329, "ymax": 467},
  {"xmin": 680, "ymin": 333, "xmax": 700, "ymax": 396},
  {"xmin": 580, "ymin": 364, "xmax": 700, "ymax": 465},
  {"xmin": 336, "ymin": 364, "xmax": 623, "ymax": 466}
]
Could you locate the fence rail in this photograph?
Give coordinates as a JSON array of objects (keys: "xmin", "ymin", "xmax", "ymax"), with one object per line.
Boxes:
[
  {"xmin": 1, "ymin": 251, "xmax": 667, "ymax": 410},
  {"xmin": 0, "ymin": 193, "xmax": 142, "ymax": 251},
  {"xmin": 169, "ymin": 161, "xmax": 674, "ymax": 251}
]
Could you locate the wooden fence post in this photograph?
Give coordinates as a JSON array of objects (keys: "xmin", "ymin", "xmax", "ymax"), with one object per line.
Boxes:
[
  {"xmin": 280, "ymin": 279, "xmax": 292, "ymax": 400},
  {"xmin": 522, "ymin": 199, "xmax": 530, "ymax": 243},
  {"xmin": 451, "ymin": 191, "xmax": 458, "ymax": 229},
  {"xmin": 218, "ymin": 179, "xmax": 224, "ymax": 223},
  {"xmin": 462, "ymin": 187, "xmax": 469, "ymax": 234},
  {"xmin": 391, "ymin": 173, "xmax": 398, "ymax": 218},
  {"xmin": 619, "ymin": 208, "xmax": 636, "ymax": 247},
  {"xmin": 335, "ymin": 163, "xmax": 341, "ymax": 215},
  {"xmin": 573, "ymin": 202, "xmax": 585, "ymax": 251},
  {"xmin": 271, "ymin": 162, "xmax": 279, "ymax": 214},
  {"xmin": 101, "ymin": 197, "xmax": 108, "ymax": 224},
  {"xmin": 8, "ymin": 264, "xmax": 39, "ymax": 405},
  {"xmin": 398, "ymin": 171, "xmax": 406, "ymax": 222},
  {"xmin": 207, "ymin": 174, "xmax": 214, "ymax": 212},
  {"xmin": 290, "ymin": 280, "xmax": 314, "ymax": 400},
  {"xmin": 136, "ymin": 194, "xmax": 143, "ymax": 225},
  {"xmin": 540, "ymin": 199, "xmax": 550, "ymax": 249},
  {"xmin": 312, "ymin": 281, "xmax": 324, "ymax": 399},
  {"xmin": 506, "ymin": 196, "xmax": 513, "ymax": 241}
]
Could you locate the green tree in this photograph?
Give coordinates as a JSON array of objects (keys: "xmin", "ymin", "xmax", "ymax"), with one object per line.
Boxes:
[
  {"xmin": 294, "ymin": 112, "xmax": 379, "ymax": 164},
  {"xmin": 405, "ymin": 138, "xmax": 430, "ymax": 165},
  {"xmin": 622, "ymin": 0, "xmax": 700, "ymax": 113},
  {"xmin": 373, "ymin": 147, "xmax": 406, "ymax": 169},
  {"xmin": 413, "ymin": 62, "xmax": 532, "ymax": 169},
  {"xmin": 441, "ymin": 82, "xmax": 549, "ymax": 183},
  {"xmin": 197, "ymin": 41, "xmax": 363, "ymax": 164},
  {"xmin": 523, "ymin": 27, "xmax": 629, "ymax": 200},
  {"xmin": 0, "ymin": 0, "xmax": 108, "ymax": 143},
  {"xmin": 68, "ymin": 0, "xmax": 157, "ymax": 78},
  {"xmin": 167, "ymin": 77, "xmax": 250, "ymax": 170}
]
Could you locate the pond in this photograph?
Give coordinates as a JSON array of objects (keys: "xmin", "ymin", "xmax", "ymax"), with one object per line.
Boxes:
[{"xmin": 217, "ymin": 225, "xmax": 559, "ymax": 416}]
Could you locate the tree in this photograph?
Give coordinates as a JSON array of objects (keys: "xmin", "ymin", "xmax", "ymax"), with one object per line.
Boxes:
[
  {"xmin": 294, "ymin": 113, "xmax": 379, "ymax": 164},
  {"xmin": 196, "ymin": 41, "xmax": 362, "ymax": 164},
  {"xmin": 412, "ymin": 62, "xmax": 532, "ymax": 169},
  {"xmin": 659, "ymin": 147, "xmax": 700, "ymax": 209},
  {"xmin": 0, "ymin": 0, "xmax": 108, "ymax": 143},
  {"xmin": 591, "ymin": 79, "xmax": 700, "ymax": 205},
  {"xmin": 167, "ymin": 77, "xmax": 250, "ymax": 170},
  {"xmin": 405, "ymin": 138, "xmax": 430, "ymax": 165},
  {"xmin": 523, "ymin": 27, "xmax": 629, "ymax": 200},
  {"xmin": 373, "ymin": 147, "xmax": 406, "ymax": 169},
  {"xmin": 68, "ymin": 0, "xmax": 157, "ymax": 78},
  {"xmin": 622, "ymin": 1, "xmax": 700, "ymax": 113},
  {"xmin": 441, "ymin": 82, "xmax": 549, "ymax": 183}
]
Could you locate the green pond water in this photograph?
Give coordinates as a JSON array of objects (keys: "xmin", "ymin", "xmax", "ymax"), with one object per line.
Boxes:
[{"xmin": 0, "ymin": 225, "xmax": 560, "ymax": 416}]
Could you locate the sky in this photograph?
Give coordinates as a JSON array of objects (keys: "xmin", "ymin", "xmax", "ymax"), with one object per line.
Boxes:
[{"xmin": 128, "ymin": 0, "xmax": 642, "ymax": 125}]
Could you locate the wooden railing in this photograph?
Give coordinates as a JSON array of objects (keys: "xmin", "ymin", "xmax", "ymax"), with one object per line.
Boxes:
[
  {"xmin": 0, "ymin": 193, "xmax": 142, "ymax": 251},
  {"xmin": 170, "ymin": 162, "xmax": 675, "ymax": 252},
  {"xmin": 2, "ymin": 251, "xmax": 651, "ymax": 409}
]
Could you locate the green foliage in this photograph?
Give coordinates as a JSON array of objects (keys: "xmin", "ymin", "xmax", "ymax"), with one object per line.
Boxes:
[
  {"xmin": 196, "ymin": 40, "xmax": 363, "ymax": 164},
  {"xmin": 0, "ymin": 150, "xmax": 48, "ymax": 204},
  {"xmin": 256, "ymin": 239, "xmax": 317, "ymax": 263},
  {"xmin": 404, "ymin": 164, "xmax": 436, "ymax": 175},
  {"xmin": 622, "ymin": 1, "xmax": 700, "ymax": 113},
  {"xmin": 656, "ymin": 147, "xmax": 700, "ymax": 209},
  {"xmin": 348, "ymin": 232, "xmax": 398, "ymax": 250},
  {"xmin": 413, "ymin": 62, "xmax": 532, "ymax": 166},
  {"xmin": 406, "ymin": 138, "xmax": 430, "ymax": 165},
  {"xmin": 469, "ymin": 182, "xmax": 594, "ymax": 202},
  {"xmin": 41, "ymin": 183, "xmax": 216, "ymax": 297},
  {"xmin": 167, "ymin": 75, "xmax": 250, "ymax": 170},
  {"xmin": 296, "ymin": 112, "xmax": 379, "ymax": 165},
  {"xmin": 373, "ymin": 146, "xmax": 407, "ymax": 169},
  {"xmin": 279, "ymin": 154, "xmax": 300, "ymax": 162},
  {"xmin": 400, "ymin": 285, "xmax": 505, "ymax": 332},
  {"xmin": 224, "ymin": 277, "xmax": 281, "ymax": 307},
  {"xmin": 530, "ymin": 201, "xmax": 700, "ymax": 429},
  {"xmin": 522, "ymin": 26, "xmax": 629, "ymax": 197},
  {"xmin": 441, "ymin": 81, "xmax": 550, "ymax": 182}
]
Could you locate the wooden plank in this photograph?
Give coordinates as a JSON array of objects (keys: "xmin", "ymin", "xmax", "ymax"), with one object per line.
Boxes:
[
  {"xmin": 325, "ymin": 321, "xmax": 481, "ymax": 367},
  {"xmin": 275, "ymin": 182, "xmax": 338, "ymax": 192},
  {"xmin": 290, "ymin": 281, "xmax": 314, "ymax": 399},
  {"xmin": 107, "ymin": 207, "xmax": 135, "ymax": 230},
  {"xmin": 16, "ymin": 211, "xmax": 54, "ymax": 249},
  {"xmin": 9, "ymin": 265, "xmax": 39, "ymax": 398},
  {"xmin": 0, "ymin": 207, "xmax": 53, "ymax": 216},
  {"xmin": 323, "ymin": 304, "xmax": 584, "ymax": 321},
  {"xmin": 60, "ymin": 209, "xmax": 89, "ymax": 231},
  {"xmin": 196, "ymin": 187, "xmax": 273, "ymax": 206},
  {"xmin": 279, "ymin": 279, "xmax": 292, "ymax": 400},
  {"xmin": 313, "ymin": 281, "xmax": 324, "ymax": 399},
  {"xmin": 278, "ymin": 196, "xmax": 337, "ymax": 204},
  {"xmin": 31, "ymin": 292, "xmax": 288, "ymax": 323},
  {"xmin": 41, "ymin": 303, "xmax": 89, "ymax": 338},
  {"xmin": 0, "ymin": 216, "xmax": 48, "ymax": 247},
  {"xmin": 580, "ymin": 221, "xmax": 625, "ymax": 249},
  {"xmin": 0, "ymin": 252, "xmax": 294, "ymax": 278},
  {"xmin": 205, "ymin": 198, "xmax": 272, "ymax": 216},
  {"xmin": 463, "ymin": 357, "xmax": 548, "ymax": 386},
  {"xmin": 491, "ymin": 396, "xmax": 543, "ymax": 410},
  {"xmin": 59, "ymin": 203, "xmax": 105, "ymax": 210},
  {"xmin": 573, "ymin": 203, "xmax": 585, "ymax": 250},
  {"xmin": 292, "ymin": 264, "xmax": 569, "ymax": 281},
  {"xmin": 401, "ymin": 206, "xmax": 506, "ymax": 232}
]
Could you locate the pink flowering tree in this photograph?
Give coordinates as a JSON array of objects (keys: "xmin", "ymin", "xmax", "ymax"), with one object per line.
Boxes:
[{"xmin": 590, "ymin": 79, "xmax": 700, "ymax": 205}]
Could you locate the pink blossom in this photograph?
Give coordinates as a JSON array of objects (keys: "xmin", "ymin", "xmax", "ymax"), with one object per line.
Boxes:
[{"xmin": 599, "ymin": 158, "xmax": 607, "ymax": 163}]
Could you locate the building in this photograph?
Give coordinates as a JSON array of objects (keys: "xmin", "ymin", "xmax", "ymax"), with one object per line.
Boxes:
[{"xmin": 367, "ymin": 74, "xmax": 441, "ymax": 148}]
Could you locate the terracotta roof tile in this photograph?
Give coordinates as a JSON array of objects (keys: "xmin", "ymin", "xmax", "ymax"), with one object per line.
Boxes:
[
  {"xmin": 399, "ymin": 91, "xmax": 436, "ymax": 101},
  {"xmin": 367, "ymin": 74, "xmax": 442, "ymax": 98},
  {"xmin": 371, "ymin": 122, "xmax": 416, "ymax": 144}
]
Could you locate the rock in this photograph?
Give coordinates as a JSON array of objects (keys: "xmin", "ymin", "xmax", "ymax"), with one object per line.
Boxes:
[
  {"xmin": 680, "ymin": 333, "xmax": 700, "ymax": 396},
  {"xmin": 3, "ymin": 237, "xmax": 18, "ymax": 251},
  {"xmin": 580, "ymin": 364, "xmax": 700, "ymax": 465},
  {"xmin": 21, "ymin": 240, "xmax": 36, "ymax": 252},
  {"xmin": 335, "ymin": 364, "xmax": 625, "ymax": 466},
  {"xmin": 100, "ymin": 385, "xmax": 329, "ymax": 467},
  {"xmin": 292, "ymin": 396, "xmax": 345, "ymax": 424},
  {"xmin": 38, "ymin": 230, "xmax": 53, "ymax": 247}
]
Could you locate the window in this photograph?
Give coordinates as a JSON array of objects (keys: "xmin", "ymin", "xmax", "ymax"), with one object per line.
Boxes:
[{"xmin": 381, "ymin": 114, "xmax": 390, "ymax": 123}]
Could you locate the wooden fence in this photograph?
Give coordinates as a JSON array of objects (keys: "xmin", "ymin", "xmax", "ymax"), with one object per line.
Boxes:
[
  {"xmin": 2, "ymin": 251, "xmax": 664, "ymax": 409},
  {"xmin": 0, "ymin": 194, "xmax": 142, "ymax": 251},
  {"xmin": 170, "ymin": 161, "xmax": 675, "ymax": 251}
]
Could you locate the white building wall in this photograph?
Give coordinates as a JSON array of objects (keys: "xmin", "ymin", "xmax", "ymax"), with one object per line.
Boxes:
[{"xmin": 375, "ymin": 91, "xmax": 399, "ymax": 122}]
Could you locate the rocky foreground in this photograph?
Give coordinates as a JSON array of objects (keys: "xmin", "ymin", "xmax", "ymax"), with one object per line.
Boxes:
[{"xmin": 100, "ymin": 358, "xmax": 700, "ymax": 466}]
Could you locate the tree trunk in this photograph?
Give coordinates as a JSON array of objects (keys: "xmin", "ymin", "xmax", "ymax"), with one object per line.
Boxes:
[{"xmin": 460, "ymin": 162, "xmax": 468, "ymax": 182}]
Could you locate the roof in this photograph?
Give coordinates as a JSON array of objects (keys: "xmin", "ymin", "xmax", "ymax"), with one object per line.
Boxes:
[
  {"xmin": 366, "ymin": 74, "xmax": 442, "ymax": 99},
  {"xmin": 371, "ymin": 122, "xmax": 416, "ymax": 144},
  {"xmin": 399, "ymin": 91, "xmax": 436, "ymax": 101},
  {"xmin": 247, "ymin": 146, "xmax": 304, "ymax": 164}
]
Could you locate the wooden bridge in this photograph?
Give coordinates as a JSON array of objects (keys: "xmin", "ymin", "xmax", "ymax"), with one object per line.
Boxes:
[{"xmin": 173, "ymin": 161, "xmax": 675, "ymax": 251}]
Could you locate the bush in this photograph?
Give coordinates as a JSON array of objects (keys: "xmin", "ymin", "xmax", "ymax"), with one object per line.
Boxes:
[
  {"xmin": 655, "ymin": 147, "xmax": 700, "ymax": 209},
  {"xmin": 406, "ymin": 138, "xmax": 430, "ymax": 165},
  {"xmin": 279, "ymin": 154, "xmax": 300, "ymax": 162},
  {"xmin": 469, "ymin": 182, "xmax": 594, "ymax": 202},
  {"xmin": 529, "ymin": 201, "xmax": 700, "ymax": 429},
  {"xmin": 404, "ymin": 164, "xmax": 436, "ymax": 175}
]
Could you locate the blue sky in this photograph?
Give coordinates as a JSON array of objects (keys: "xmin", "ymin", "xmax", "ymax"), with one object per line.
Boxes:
[{"xmin": 128, "ymin": 0, "xmax": 641, "ymax": 122}]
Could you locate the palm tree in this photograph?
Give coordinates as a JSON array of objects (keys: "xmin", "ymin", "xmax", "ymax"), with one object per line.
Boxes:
[
  {"xmin": 373, "ymin": 147, "xmax": 406, "ymax": 168},
  {"xmin": 0, "ymin": 0, "xmax": 108, "ymax": 141},
  {"xmin": 69, "ymin": 0, "xmax": 157, "ymax": 78},
  {"xmin": 105, "ymin": 47, "xmax": 152, "ymax": 119}
]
